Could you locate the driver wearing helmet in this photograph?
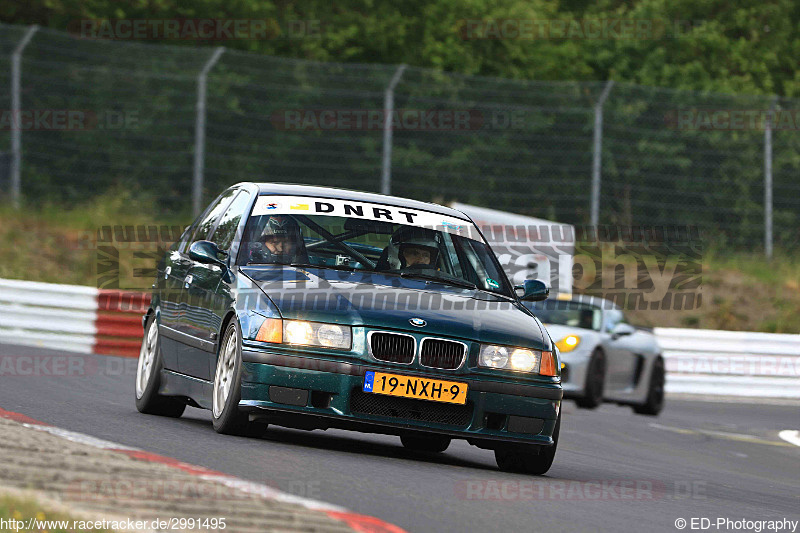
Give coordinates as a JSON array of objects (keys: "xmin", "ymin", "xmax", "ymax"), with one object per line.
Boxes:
[
  {"xmin": 249, "ymin": 215, "xmax": 308, "ymax": 264},
  {"xmin": 391, "ymin": 227, "xmax": 441, "ymax": 270}
]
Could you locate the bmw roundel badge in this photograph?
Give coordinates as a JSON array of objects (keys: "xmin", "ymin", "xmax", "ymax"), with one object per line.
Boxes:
[{"xmin": 409, "ymin": 318, "xmax": 427, "ymax": 327}]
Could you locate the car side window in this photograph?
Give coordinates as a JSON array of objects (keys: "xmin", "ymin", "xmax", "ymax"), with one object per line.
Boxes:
[
  {"xmin": 453, "ymin": 236, "xmax": 508, "ymax": 292},
  {"xmin": 577, "ymin": 307, "xmax": 602, "ymax": 331},
  {"xmin": 604, "ymin": 309, "xmax": 627, "ymax": 332},
  {"xmin": 440, "ymin": 233, "xmax": 464, "ymax": 279},
  {"xmin": 591, "ymin": 309, "xmax": 602, "ymax": 331},
  {"xmin": 190, "ymin": 189, "xmax": 237, "ymax": 244},
  {"xmin": 210, "ymin": 191, "xmax": 252, "ymax": 251}
]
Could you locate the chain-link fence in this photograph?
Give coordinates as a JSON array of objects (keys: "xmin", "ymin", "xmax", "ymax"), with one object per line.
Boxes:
[{"xmin": 1, "ymin": 23, "xmax": 798, "ymax": 253}]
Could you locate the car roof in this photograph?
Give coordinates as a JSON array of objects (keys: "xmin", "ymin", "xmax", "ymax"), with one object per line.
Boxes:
[
  {"xmin": 547, "ymin": 293, "xmax": 622, "ymax": 311},
  {"xmin": 568, "ymin": 293, "xmax": 623, "ymax": 311},
  {"xmin": 240, "ymin": 182, "xmax": 471, "ymax": 221}
]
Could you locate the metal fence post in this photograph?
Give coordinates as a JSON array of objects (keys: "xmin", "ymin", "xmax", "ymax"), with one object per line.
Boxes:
[
  {"xmin": 590, "ymin": 80, "xmax": 614, "ymax": 227},
  {"xmin": 764, "ymin": 96, "xmax": 777, "ymax": 260},
  {"xmin": 10, "ymin": 25, "xmax": 39, "ymax": 208},
  {"xmin": 381, "ymin": 64, "xmax": 406, "ymax": 195},
  {"xmin": 192, "ymin": 46, "xmax": 225, "ymax": 217}
]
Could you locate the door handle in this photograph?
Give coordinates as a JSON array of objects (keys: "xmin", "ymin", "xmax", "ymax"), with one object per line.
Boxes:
[{"xmin": 184, "ymin": 274, "xmax": 193, "ymax": 288}]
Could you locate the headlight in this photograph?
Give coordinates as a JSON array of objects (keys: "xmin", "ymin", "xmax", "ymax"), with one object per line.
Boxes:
[
  {"xmin": 555, "ymin": 335, "xmax": 581, "ymax": 353},
  {"xmin": 317, "ymin": 323, "xmax": 348, "ymax": 347},
  {"xmin": 285, "ymin": 321, "xmax": 314, "ymax": 345},
  {"xmin": 284, "ymin": 320, "xmax": 351, "ymax": 349},
  {"xmin": 254, "ymin": 318, "xmax": 351, "ymax": 350},
  {"xmin": 509, "ymin": 349, "xmax": 538, "ymax": 372},
  {"xmin": 480, "ymin": 344, "xmax": 555, "ymax": 375},
  {"xmin": 479, "ymin": 345, "xmax": 509, "ymax": 368}
]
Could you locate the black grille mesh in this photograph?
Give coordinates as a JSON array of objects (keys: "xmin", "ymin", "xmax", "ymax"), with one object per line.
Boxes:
[
  {"xmin": 370, "ymin": 332, "xmax": 414, "ymax": 364},
  {"xmin": 350, "ymin": 390, "xmax": 473, "ymax": 427},
  {"xmin": 420, "ymin": 339, "xmax": 465, "ymax": 369}
]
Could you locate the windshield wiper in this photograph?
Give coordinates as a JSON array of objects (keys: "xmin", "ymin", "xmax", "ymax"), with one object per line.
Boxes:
[{"xmin": 398, "ymin": 272, "xmax": 477, "ymax": 290}]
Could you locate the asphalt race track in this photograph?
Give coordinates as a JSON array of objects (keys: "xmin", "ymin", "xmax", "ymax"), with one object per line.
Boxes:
[{"xmin": 1, "ymin": 344, "xmax": 798, "ymax": 533}]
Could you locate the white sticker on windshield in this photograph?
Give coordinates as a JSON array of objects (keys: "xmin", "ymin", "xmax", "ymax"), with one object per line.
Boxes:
[{"xmin": 252, "ymin": 195, "xmax": 476, "ymax": 237}]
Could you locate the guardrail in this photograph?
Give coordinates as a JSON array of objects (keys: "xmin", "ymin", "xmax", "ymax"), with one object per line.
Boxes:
[
  {"xmin": 96, "ymin": 290, "xmax": 151, "ymax": 357},
  {"xmin": 0, "ymin": 278, "xmax": 798, "ymax": 398},
  {"xmin": 0, "ymin": 278, "xmax": 148, "ymax": 357},
  {"xmin": 655, "ymin": 327, "xmax": 800, "ymax": 398}
]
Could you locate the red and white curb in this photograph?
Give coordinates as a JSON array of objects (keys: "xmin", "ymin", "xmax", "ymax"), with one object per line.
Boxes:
[
  {"xmin": 0, "ymin": 407, "xmax": 406, "ymax": 533},
  {"xmin": 0, "ymin": 278, "xmax": 148, "ymax": 358}
]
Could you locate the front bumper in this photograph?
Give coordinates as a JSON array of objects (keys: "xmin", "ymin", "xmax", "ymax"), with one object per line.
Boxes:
[{"xmin": 240, "ymin": 348, "xmax": 562, "ymax": 447}]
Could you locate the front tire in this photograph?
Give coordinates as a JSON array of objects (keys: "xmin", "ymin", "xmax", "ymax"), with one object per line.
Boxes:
[
  {"xmin": 633, "ymin": 357, "xmax": 665, "ymax": 416},
  {"xmin": 574, "ymin": 349, "xmax": 605, "ymax": 409},
  {"xmin": 135, "ymin": 314, "xmax": 186, "ymax": 418},
  {"xmin": 495, "ymin": 414, "xmax": 560, "ymax": 475},
  {"xmin": 400, "ymin": 433, "xmax": 451, "ymax": 453},
  {"xmin": 212, "ymin": 321, "xmax": 267, "ymax": 437}
]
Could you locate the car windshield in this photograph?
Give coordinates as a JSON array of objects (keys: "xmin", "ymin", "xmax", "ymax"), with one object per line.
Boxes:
[
  {"xmin": 239, "ymin": 195, "xmax": 513, "ymax": 296},
  {"xmin": 527, "ymin": 301, "xmax": 602, "ymax": 331}
]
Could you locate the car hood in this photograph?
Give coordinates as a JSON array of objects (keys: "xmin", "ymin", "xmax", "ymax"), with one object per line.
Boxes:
[{"xmin": 241, "ymin": 265, "xmax": 546, "ymax": 349}]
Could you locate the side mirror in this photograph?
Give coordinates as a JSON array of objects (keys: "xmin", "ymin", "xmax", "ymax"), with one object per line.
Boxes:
[
  {"xmin": 611, "ymin": 322, "xmax": 635, "ymax": 338},
  {"xmin": 189, "ymin": 240, "xmax": 226, "ymax": 265},
  {"xmin": 189, "ymin": 241, "xmax": 233, "ymax": 282},
  {"xmin": 515, "ymin": 279, "xmax": 550, "ymax": 302}
]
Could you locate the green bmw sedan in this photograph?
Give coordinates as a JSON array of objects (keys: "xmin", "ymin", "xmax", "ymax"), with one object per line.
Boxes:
[{"xmin": 136, "ymin": 182, "xmax": 562, "ymax": 474}]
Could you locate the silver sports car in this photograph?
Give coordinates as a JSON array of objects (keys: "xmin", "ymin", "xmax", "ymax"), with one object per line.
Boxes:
[{"xmin": 525, "ymin": 295, "xmax": 665, "ymax": 415}]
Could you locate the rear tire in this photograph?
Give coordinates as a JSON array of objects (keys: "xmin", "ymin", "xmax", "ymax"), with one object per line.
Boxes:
[
  {"xmin": 574, "ymin": 350, "xmax": 605, "ymax": 409},
  {"xmin": 212, "ymin": 321, "xmax": 268, "ymax": 437},
  {"xmin": 135, "ymin": 314, "xmax": 186, "ymax": 418},
  {"xmin": 400, "ymin": 433, "xmax": 451, "ymax": 453},
  {"xmin": 633, "ymin": 357, "xmax": 665, "ymax": 416},
  {"xmin": 495, "ymin": 414, "xmax": 560, "ymax": 475}
]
